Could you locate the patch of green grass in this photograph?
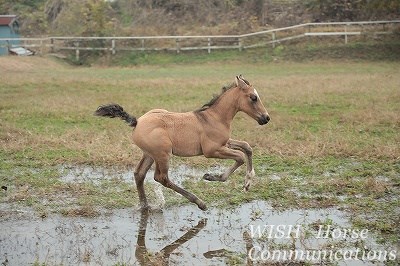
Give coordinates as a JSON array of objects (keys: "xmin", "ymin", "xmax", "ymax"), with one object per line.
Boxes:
[
  {"xmin": 9, "ymin": 112, "xmax": 93, "ymax": 135},
  {"xmin": 74, "ymin": 179, "xmax": 140, "ymax": 209},
  {"xmin": 114, "ymin": 49, "xmax": 249, "ymax": 66},
  {"xmin": 11, "ymin": 147, "xmax": 88, "ymax": 166},
  {"xmin": 283, "ymin": 41, "xmax": 400, "ymax": 61}
]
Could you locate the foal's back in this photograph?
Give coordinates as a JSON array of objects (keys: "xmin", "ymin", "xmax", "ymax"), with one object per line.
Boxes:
[{"xmin": 132, "ymin": 109, "xmax": 206, "ymax": 157}]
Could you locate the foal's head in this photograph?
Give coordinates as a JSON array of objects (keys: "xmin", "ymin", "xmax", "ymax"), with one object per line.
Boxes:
[{"xmin": 235, "ymin": 75, "xmax": 270, "ymax": 125}]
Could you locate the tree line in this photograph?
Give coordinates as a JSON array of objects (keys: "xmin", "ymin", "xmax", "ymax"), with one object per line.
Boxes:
[{"xmin": 1, "ymin": 0, "xmax": 398, "ymax": 37}]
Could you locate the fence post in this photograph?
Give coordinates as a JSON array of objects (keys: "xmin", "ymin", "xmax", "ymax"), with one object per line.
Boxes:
[
  {"xmin": 141, "ymin": 39, "xmax": 145, "ymax": 51},
  {"xmin": 238, "ymin": 37, "xmax": 242, "ymax": 51},
  {"xmin": 75, "ymin": 41, "xmax": 80, "ymax": 61},
  {"xmin": 176, "ymin": 38, "xmax": 180, "ymax": 54},
  {"xmin": 344, "ymin": 25, "xmax": 348, "ymax": 44},
  {"xmin": 271, "ymin": 32, "xmax": 276, "ymax": 48},
  {"xmin": 40, "ymin": 39, "xmax": 44, "ymax": 56},
  {"xmin": 50, "ymin": 38, "xmax": 54, "ymax": 53},
  {"xmin": 111, "ymin": 39, "xmax": 116, "ymax": 55},
  {"xmin": 207, "ymin": 38, "xmax": 211, "ymax": 54}
]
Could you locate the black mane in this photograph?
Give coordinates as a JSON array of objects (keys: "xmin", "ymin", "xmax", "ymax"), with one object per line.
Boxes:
[
  {"xmin": 196, "ymin": 77, "xmax": 251, "ymax": 112},
  {"xmin": 196, "ymin": 83, "xmax": 236, "ymax": 112}
]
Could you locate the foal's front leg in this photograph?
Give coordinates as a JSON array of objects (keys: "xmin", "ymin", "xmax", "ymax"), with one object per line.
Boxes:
[
  {"xmin": 203, "ymin": 146, "xmax": 250, "ymax": 189},
  {"xmin": 227, "ymin": 139, "xmax": 255, "ymax": 191}
]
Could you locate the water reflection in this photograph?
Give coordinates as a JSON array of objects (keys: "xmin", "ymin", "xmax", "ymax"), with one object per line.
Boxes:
[
  {"xmin": 135, "ymin": 209, "xmax": 207, "ymax": 265},
  {"xmin": 203, "ymin": 231, "xmax": 255, "ymax": 266},
  {"xmin": 0, "ymin": 201, "xmax": 394, "ymax": 265}
]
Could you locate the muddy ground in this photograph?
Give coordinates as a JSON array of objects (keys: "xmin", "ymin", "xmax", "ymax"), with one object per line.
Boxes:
[{"xmin": 1, "ymin": 165, "xmax": 398, "ymax": 266}]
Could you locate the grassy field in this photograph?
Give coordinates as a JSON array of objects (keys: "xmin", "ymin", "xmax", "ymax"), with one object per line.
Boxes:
[{"xmin": 0, "ymin": 55, "xmax": 399, "ymax": 244}]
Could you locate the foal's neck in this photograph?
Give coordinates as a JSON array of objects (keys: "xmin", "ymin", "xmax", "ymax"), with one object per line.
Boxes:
[{"xmin": 207, "ymin": 87, "xmax": 240, "ymax": 127}]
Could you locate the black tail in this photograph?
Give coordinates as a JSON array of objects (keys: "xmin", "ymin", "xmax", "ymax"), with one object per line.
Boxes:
[{"xmin": 94, "ymin": 104, "xmax": 137, "ymax": 127}]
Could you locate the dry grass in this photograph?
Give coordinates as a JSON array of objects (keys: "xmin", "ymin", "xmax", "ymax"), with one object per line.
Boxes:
[
  {"xmin": 60, "ymin": 205, "xmax": 100, "ymax": 217},
  {"xmin": 0, "ymin": 57, "xmax": 399, "ymax": 167}
]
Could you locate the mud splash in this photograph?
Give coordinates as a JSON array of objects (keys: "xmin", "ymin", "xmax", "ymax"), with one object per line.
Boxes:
[{"xmin": 1, "ymin": 200, "xmax": 396, "ymax": 265}]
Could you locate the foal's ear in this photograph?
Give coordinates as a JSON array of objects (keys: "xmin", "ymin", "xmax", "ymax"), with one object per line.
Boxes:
[{"xmin": 235, "ymin": 75, "xmax": 250, "ymax": 91}]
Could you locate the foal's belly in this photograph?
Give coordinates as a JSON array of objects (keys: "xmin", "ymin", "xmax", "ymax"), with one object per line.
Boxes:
[
  {"xmin": 172, "ymin": 145, "xmax": 203, "ymax": 157},
  {"xmin": 171, "ymin": 135, "xmax": 203, "ymax": 157},
  {"xmin": 168, "ymin": 118, "xmax": 203, "ymax": 157}
]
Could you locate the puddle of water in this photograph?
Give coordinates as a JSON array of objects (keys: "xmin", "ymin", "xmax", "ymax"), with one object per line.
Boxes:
[
  {"xmin": 59, "ymin": 164, "xmax": 225, "ymax": 186},
  {"xmin": 1, "ymin": 201, "xmax": 397, "ymax": 265},
  {"xmin": 59, "ymin": 164, "xmax": 134, "ymax": 184}
]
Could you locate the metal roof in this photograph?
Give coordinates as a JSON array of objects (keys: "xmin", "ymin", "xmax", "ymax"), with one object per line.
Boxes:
[
  {"xmin": 0, "ymin": 15, "xmax": 17, "ymax": 26},
  {"xmin": 9, "ymin": 47, "xmax": 34, "ymax": 56}
]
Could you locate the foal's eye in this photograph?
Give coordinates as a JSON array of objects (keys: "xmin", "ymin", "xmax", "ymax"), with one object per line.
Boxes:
[{"xmin": 250, "ymin": 94, "xmax": 258, "ymax": 102}]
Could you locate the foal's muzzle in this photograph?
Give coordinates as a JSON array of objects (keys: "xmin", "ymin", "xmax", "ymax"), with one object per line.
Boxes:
[{"xmin": 258, "ymin": 114, "xmax": 270, "ymax": 125}]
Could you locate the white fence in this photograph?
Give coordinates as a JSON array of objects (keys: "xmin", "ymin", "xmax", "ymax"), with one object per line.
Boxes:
[{"xmin": 1, "ymin": 20, "xmax": 399, "ymax": 60}]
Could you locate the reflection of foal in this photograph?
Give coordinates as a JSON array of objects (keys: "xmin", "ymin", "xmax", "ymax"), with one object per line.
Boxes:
[
  {"xmin": 135, "ymin": 210, "xmax": 206, "ymax": 265},
  {"xmin": 95, "ymin": 75, "xmax": 270, "ymax": 210}
]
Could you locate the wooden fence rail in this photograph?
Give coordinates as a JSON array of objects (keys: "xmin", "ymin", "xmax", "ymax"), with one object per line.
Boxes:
[{"xmin": 1, "ymin": 20, "xmax": 399, "ymax": 60}]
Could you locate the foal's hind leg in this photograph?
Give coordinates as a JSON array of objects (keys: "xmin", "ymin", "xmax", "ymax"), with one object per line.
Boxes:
[
  {"xmin": 153, "ymin": 155, "xmax": 207, "ymax": 211},
  {"xmin": 134, "ymin": 154, "xmax": 154, "ymax": 209}
]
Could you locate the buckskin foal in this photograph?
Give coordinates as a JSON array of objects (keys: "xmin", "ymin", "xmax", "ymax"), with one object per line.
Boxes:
[{"xmin": 95, "ymin": 75, "xmax": 270, "ymax": 210}]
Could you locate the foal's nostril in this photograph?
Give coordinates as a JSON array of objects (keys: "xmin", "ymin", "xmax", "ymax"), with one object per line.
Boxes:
[{"xmin": 258, "ymin": 114, "xmax": 270, "ymax": 125}]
